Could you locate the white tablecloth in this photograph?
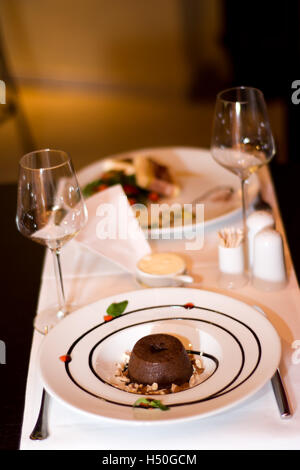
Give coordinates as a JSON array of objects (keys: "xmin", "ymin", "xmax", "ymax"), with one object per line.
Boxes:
[{"xmin": 19, "ymin": 168, "xmax": 300, "ymax": 450}]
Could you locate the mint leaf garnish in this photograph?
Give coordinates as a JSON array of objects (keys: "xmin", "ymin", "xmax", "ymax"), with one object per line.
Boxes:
[
  {"xmin": 148, "ymin": 399, "xmax": 169, "ymax": 411},
  {"xmin": 133, "ymin": 398, "xmax": 150, "ymax": 407},
  {"xmin": 106, "ymin": 300, "xmax": 128, "ymax": 317},
  {"xmin": 133, "ymin": 397, "xmax": 169, "ymax": 411}
]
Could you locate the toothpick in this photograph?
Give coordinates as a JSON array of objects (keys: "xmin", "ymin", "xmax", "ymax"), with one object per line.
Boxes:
[{"xmin": 218, "ymin": 227, "xmax": 244, "ymax": 248}]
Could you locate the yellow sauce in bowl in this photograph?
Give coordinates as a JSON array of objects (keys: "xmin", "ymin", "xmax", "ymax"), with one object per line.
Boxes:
[{"xmin": 137, "ymin": 252, "xmax": 186, "ymax": 276}]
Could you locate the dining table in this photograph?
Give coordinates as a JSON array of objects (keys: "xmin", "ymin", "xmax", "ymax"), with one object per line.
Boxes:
[{"xmin": 1, "ymin": 156, "xmax": 300, "ymax": 452}]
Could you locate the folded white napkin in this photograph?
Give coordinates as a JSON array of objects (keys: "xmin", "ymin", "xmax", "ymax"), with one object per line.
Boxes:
[{"xmin": 75, "ymin": 184, "xmax": 151, "ymax": 273}]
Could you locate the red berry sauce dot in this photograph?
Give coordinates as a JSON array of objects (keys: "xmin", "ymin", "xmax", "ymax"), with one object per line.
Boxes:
[
  {"xmin": 59, "ymin": 354, "xmax": 72, "ymax": 363},
  {"xmin": 183, "ymin": 302, "xmax": 194, "ymax": 309}
]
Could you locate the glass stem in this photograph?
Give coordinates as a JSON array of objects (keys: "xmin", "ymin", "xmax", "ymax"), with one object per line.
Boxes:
[
  {"xmin": 51, "ymin": 248, "xmax": 67, "ymax": 319},
  {"xmin": 241, "ymin": 178, "xmax": 249, "ymax": 271},
  {"xmin": 241, "ymin": 178, "xmax": 247, "ymax": 233}
]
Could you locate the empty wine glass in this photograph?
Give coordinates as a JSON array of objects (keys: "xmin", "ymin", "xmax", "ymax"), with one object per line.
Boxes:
[
  {"xmin": 16, "ymin": 149, "xmax": 88, "ymax": 332},
  {"xmin": 211, "ymin": 86, "xmax": 276, "ymax": 244}
]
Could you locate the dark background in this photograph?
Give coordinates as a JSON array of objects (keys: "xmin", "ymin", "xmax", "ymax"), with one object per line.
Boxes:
[{"xmin": 0, "ymin": 0, "xmax": 299, "ymax": 450}]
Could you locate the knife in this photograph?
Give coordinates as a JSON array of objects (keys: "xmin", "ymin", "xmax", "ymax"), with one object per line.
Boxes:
[{"xmin": 253, "ymin": 305, "xmax": 292, "ymax": 419}]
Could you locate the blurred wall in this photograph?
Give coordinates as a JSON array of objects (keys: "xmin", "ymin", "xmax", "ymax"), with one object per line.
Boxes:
[
  {"xmin": 0, "ymin": 0, "xmax": 286, "ymax": 183},
  {"xmin": 0, "ymin": 0, "xmax": 232, "ymax": 182},
  {"xmin": 0, "ymin": 0, "xmax": 229, "ymax": 92},
  {"xmin": 1, "ymin": 0, "xmax": 190, "ymax": 92}
]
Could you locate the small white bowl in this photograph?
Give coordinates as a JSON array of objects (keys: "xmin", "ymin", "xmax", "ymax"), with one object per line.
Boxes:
[{"xmin": 136, "ymin": 252, "xmax": 194, "ymax": 288}]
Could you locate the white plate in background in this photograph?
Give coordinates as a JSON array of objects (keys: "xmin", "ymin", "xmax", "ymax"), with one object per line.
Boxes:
[{"xmin": 77, "ymin": 147, "xmax": 260, "ymax": 236}]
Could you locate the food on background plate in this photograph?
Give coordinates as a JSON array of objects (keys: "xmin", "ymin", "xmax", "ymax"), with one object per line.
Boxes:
[
  {"xmin": 82, "ymin": 155, "xmax": 180, "ymax": 205},
  {"xmin": 112, "ymin": 334, "xmax": 204, "ymax": 395},
  {"xmin": 134, "ymin": 155, "xmax": 180, "ymax": 198}
]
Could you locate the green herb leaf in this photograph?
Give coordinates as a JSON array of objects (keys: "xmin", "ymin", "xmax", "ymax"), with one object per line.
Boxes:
[
  {"xmin": 82, "ymin": 179, "xmax": 103, "ymax": 198},
  {"xmin": 133, "ymin": 398, "xmax": 150, "ymax": 407},
  {"xmin": 106, "ymin": 300, "xmax": 128, "ymax": 317},
  {"xmin": 133, "ymin": 397, "xmax": 169, "ymax": 411},
  {"xmin": 148, "ymin": 399, "xmax": 169, "ymax": 411}
]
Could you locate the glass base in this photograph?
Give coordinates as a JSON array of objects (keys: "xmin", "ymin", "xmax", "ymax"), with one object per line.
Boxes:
[
  {"xmin": 218, "ymin": 272, "xmax": 249, "ymax": 290},
  {"xmin": 252, "ymin": 276, "xmax": 287, "ymax": 292},
  {"xmin": 33, "ymin": 303, "xmax": 80, "ymax": 334}
]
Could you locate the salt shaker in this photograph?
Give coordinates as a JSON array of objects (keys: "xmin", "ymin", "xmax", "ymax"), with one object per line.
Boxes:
[
  {"xmin": 252, "ymin": 228, "xmax": 287, "ymax": 291},
  {"xmin": 218, "ymin": 228, "xmax": 248, "ymax": 289},
  {"xmin": 246, "ymin": 210, "xmax": 275, "ymax": 268}
]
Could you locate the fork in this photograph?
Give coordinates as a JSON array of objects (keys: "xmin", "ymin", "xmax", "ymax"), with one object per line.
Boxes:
[
  {"xmin": 30, "ymin": 325, "xmax": 50, "ymax": 440},
  {"xmin": 191, "ymin": 185, "xmax": 234, "ymax": 206},
  {"xmin": 253, "ymin": 305, "xmax": 292, "ymax": 419},
  {"xmin": 30, "ymin": 388, "xmax": 49, "ymax": 440}
]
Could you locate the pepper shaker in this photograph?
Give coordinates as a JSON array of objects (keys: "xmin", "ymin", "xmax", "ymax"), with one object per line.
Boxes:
[
  {"xmin": 246, "ymin": 210, "xmax": 275, "ymax": 269},
  {"xmin": 252, "ymin": 228, "xmax": 287, "ymax": 291}
]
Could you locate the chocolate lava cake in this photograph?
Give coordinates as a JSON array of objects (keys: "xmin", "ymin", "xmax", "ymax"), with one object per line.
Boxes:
[{"xmin": 128, "ymin": 334, "xmax": 193, "ymax": 387}]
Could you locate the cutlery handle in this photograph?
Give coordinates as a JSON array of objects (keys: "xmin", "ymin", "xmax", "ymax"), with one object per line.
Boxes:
[
  {"xmin": 30, "ymin": 388, "xmax": 49, "ymax": 440},
  {"xmin": 271, "ymin": 369, "xmax": 292, "ymax": 419}
]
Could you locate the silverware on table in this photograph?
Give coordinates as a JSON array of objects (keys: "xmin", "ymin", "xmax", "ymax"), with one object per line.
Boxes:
[
  {"xmin": 270, "ymin": 369, "xmax": 292, "ymax": 419},
  {"xmin": 253, "ymin": 305, "xmax": 292, "ymax": 419},
  {"xmin": 192, "ymin": 185, "xmax": 234, "ymax": 206},
  {"xmin": 30, "ymin": 325, "xmax": 50, "ymax": 440},
  {"xmin": 30, "ymin": 388, "xmax": 49, "ymax": 440}
]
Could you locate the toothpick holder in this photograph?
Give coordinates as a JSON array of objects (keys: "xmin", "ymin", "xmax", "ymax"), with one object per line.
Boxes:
[{"xmin": 218, "ymin": 244, "xmax": 248, "ymax": 289}]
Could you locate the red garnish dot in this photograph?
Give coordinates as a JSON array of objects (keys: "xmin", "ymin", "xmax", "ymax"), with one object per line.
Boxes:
[
  {"xmin": 97, "ymin": 184, "xmax": 109, "ymax": 192},
  {"xmin": 59, "ymin": 354, "xmax": 72, "ymax": 363},
  {"xmin": 148, "ymin": 191, "xmax": 159, "ymax": 202},
  {"xmin": 183, "ymin": 302, "xmax": 194, "ymax": 309},
  {"xmin": 128, "ymin": 197, "xmax": 137, "ymax": 206},
  {"xmin": 123, "ymin": 184, "xmax": 139, "ymax": 196},
  {"xmin": 104, "ymin": 315, "xmax": 113, "ymax": 322}
]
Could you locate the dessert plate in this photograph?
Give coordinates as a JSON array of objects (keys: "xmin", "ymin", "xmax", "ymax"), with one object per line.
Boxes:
[
  {"xmin": 76, "ymin": 147, "xmax": 260, "ymax": 236},
  {"xmin": 38, "ymin": 288, "xmax": 281, "ymax": 425}
]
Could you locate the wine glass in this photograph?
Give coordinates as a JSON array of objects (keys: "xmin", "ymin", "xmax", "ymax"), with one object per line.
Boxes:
[
  {"xmin": 211, "ymin": 86, "xmax": 276, "ymax": 243},
  {"xmin": 16, "ymin": 149, "xmax": 88, "ymax": 333}
]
